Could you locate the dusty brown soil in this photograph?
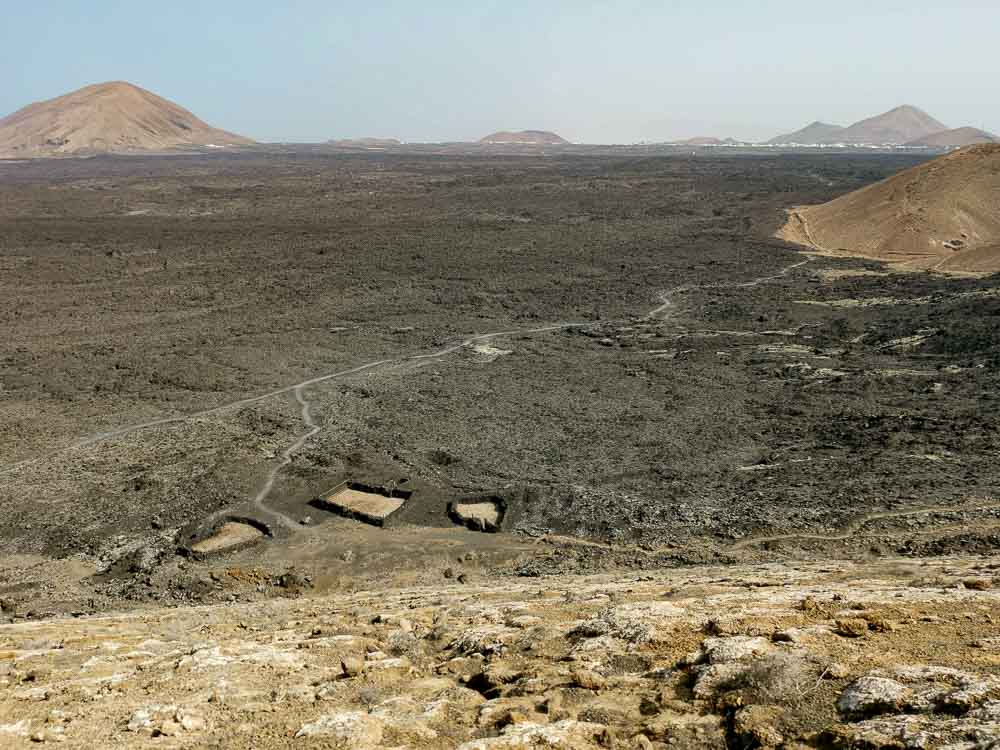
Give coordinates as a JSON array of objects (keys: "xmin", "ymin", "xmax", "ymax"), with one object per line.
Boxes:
[
  {"xmin": 191, "ymin": 522, "xmax": 265, "ymax": 554},
  {"xmin": 319, "ymin": 488, "xmax": 406, "ymax": 522},
  {"xmin": 453, "ymin": 503, "xmax": 501, "ymax": 529}
]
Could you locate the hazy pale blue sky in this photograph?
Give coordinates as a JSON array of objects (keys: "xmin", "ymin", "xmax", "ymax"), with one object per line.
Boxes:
[{"xmin": 3, "ymin": 1, "xmax": 998, "ymax": 143}]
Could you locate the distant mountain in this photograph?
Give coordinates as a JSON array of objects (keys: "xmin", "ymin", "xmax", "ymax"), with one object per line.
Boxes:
[
  {"xmin": 768, "ymin": 106, "xmax": 948, "ymax": 146},
  {"xmin": 676, "ymin": 136, "xmax": 726, "ymax": 146},
  {"xmin": 479, "ymin": 130, "xmax": 569, "ymax": 145},
  {"xmin": 905, "ymin": 127, "xmax": 999, "ymax": 147},
  {"xmin": 0, "ymin": 81, "xmax": 253, "ymax": 158},
  {"xmin": 838, "ymin": 105, "xmax": 946, "ymax": 145},
  {"xmin": 329, "ymin": 137, "xmax": 402, "ymax": 148},
  {"xmin": 767, "ymin": 121, "xmax": 845, "ymax": 145},
  {"xmin": 674, "ymin": 136, "xmax": 744, "ymax": 146}
]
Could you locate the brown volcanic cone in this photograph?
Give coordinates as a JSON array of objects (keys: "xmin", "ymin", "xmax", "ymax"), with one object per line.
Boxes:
[
  {"xmin": 479, "ymin": 130, "xmax": 569, "ymax": 145},
  {"xmin": 837, "ymin": 105, "xmax": 946, "ymax": 145},
  {"xmin": 778, "ymin": 144, "xmax": 1000, "ymax": 273},
  {"xmin": 0, "ymin": 81, "xmax": 253, "ymax": 158}
]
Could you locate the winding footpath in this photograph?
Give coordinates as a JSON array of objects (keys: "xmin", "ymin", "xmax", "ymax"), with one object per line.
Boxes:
[
  {"xmin": 538, "ymin": 501, "xmax": 1000, "ymax": 557},
  {"xmin": 729, "ymin": 501, "xmax": 1000, "ymax": 550},
  {"xmin": 0, "ymin": 327, "xmax": 580, "ymax": 481},
  {"xmin": 645, "ymin": 258, "xmax": 811, "ymax": 319},
  {"xmin": 248, "ymin": 385, "xmax": 322, "ymax": 530}
]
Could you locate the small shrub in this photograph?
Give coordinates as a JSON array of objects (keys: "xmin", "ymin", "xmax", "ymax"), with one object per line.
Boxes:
[{"xmin": 724, "ymin": 652, "xmax": 818, "ymax": 705}]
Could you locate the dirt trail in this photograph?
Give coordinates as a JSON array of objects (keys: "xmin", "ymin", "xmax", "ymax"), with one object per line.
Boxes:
[
  {"xmin": 537, "ymin": 501, "xmax": 1000, "ymax": 559},
  {"xmin": 793, "ymin": 210, "xmax": 821, "ymax": 249},
  {"xmin": 645, "ymin": 258, "xmax": 811, "ymax": 319},
  {"xmin": 238, "ymin": 256, "xmax": 815, "ymax": 525},
  {"xmin": 248, "ymin": 385, "xmax": 322, "ymax": 530},
  {"xmin": 0, "ymin": 328, "xmax": 578, "ymax": 481},
  {"xmin": 729, "ymin": 501, "xmax": 1000, "ymax": 549}
]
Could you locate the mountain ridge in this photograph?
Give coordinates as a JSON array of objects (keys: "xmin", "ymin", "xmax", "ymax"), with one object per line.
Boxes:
[
  {"xmin": 769, "ymin": 105, "xmax": 948, "ymax": 145},
  {"xmin": 767, "ymin": 121, "xmax": 846, "ymax": 145},
  {"xmin": 838, "ymin": 104, "xmax": 946, "ymax": 144}
]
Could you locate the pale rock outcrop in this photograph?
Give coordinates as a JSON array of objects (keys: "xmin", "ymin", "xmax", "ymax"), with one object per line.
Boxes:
[
  {"xmin": 837, "ymin": 677, "xmax": 911, "ymax": 719},
  {"xmin": 456, "ymin": 719, "xmax": 607, "ymax": 749},
  {"xmin": 294, "ymin": 711, "xmax": 384, "ymax": 747}
]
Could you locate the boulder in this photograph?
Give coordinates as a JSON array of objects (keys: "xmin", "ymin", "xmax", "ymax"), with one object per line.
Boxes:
[
  {"xmin": 837, "ymin": 677, "xmax": 910, "ymax": 719},
  {"xmin": 294, "ymin": 711, "xmax": 384, "ymax": 747},
  {"xmin": 570, "ymin": 669, "xmax": 607, "ymax": 691},
  {"xmin": 733, "ymin": 705, "xmax": 784, "ymax": 748},
  {"xmin": 340, "ymin": 656, "xmax": 364, "ymax": 677},
  {"xmin": 127, "ymin": 705, "xmax": 205, "ymax": 736},
  {"xmin": 700, "ymin": 636, "xmax": 774, "ymax": 664},
  {"xmin": 835, "ymin": 619, "xmax": 869, "ymax": 638}
]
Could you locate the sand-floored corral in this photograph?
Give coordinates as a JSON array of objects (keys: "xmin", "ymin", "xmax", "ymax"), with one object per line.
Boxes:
[
  {"xmin": 190, "ymin": 521, "xmax": 266, "ymax": 555},
  {"xmin": 315, "ymin": 484, "xmax": 407, "ymax": 526},
  {"xmin": 450, "ymin": 501, "xmax": 504, "ymax": 532}
]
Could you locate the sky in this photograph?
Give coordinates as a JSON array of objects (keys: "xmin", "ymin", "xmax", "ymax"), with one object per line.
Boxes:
[{"xmin": 2, "ymin": 1, "xmax": 999, "ymax": 144}]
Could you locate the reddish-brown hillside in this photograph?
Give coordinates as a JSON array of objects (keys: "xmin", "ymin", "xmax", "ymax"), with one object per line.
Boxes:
[
  {"xmin": 778, "ymin": 144, "xmax": 1000, "ymax": 272},
  {"xmin": 0, "ymin": 81, "xmax": 253, "ymax": 158}
]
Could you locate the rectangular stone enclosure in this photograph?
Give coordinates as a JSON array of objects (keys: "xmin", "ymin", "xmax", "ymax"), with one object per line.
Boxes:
[
  {"xmin": 448, "ymin": 497, "xmax": 506, "ymax": 532},
  {"xmin": 188, "ymin": 520, "xmax": 268, "ymax": 557},
  {"xmin": 312, "ymin": 481, "xmax": 412, "ymax": 526}
]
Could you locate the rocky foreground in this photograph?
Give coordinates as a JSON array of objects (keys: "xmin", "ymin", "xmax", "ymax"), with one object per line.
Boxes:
[{"xmin": 2, "ymin": 556, "xmax": 999, "ymax": 748}]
